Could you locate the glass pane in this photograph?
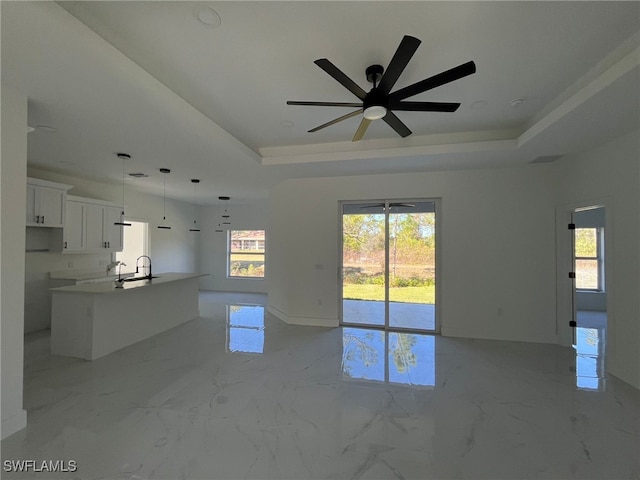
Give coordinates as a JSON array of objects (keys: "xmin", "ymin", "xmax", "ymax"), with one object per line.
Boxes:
[
  {"xmin": 576, "ymin": 259, "xmax": 598, "ymax": 289},
  {"xmin": 575, "ymin": 228, "xmax": 597, "ymax": 257},
  {"xmin": 229, "ymin": 254, "xmax": 265, "ymax": 277},
  {"xmin": 342, "ymin": 208, "xmax": 386, "ymax": 326},
  {"xmin": 388, "ymin": 202, "xmax": 436, "ymax": 330}
]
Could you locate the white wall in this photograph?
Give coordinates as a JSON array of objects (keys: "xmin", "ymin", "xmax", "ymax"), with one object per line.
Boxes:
[
  {"xmin": 267, "ymin": 164, "xmax": 559, "ymax": 343},
  {"xmin": 1, "ymin": 83, "xmax": 28, "ymax": 438},
  {"xmin": 555, "ymin": 130, "xmax": 639, "ymax": 389},
  {"xmin": 24, "ymin": 168, "xmax": 200, "ymax": 332},
  {"xmin": 198, "ymin": 203, "xmax": 268, "ymax": 293}
]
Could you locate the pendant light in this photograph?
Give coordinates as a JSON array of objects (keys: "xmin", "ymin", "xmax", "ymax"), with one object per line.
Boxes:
[
  {"xmin": 220, "ymin": 196, "xmax": 231, "ymax": 230},
  {"xmin": 215, "ymin": 195, "xmax": 230, "ymax": 233},
  {"xmin": 157, "ymin": 168, "xmax": 172, "ymax": 230},
  {"xmin": 189, "ymin": 179, "xmax": 200, "ymax": 232},
  {"xmin": 114, "ymin": 153, "xmax": 132, "ymax": 226}
]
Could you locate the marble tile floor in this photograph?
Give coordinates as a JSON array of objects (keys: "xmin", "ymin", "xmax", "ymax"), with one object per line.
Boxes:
[{"xmin": 2, "ymin": 292, "xmax": 638, "ymax": 479}]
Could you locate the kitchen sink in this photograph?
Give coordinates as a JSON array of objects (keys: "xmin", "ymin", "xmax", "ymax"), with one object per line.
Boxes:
[{"xmin": 121, "ymin": 275, "xmax": 160, "ymax": 282}]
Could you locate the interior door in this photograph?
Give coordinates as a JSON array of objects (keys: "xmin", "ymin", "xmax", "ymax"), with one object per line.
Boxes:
[{"xmin": 341, "ymin": 200, "xmax": 437, "ymax": 332}]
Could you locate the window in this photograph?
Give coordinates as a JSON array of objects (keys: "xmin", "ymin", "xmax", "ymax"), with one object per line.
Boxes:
[
  {"xmin": 228, "ymin": 230, "xmax": 265, "ymax": 278},
  {"xmin": 115, "ymin": 220, "xmax": 148, "ymax": 274},
  {"xmin": 575, "ymin": 227, "xmax": 603, "ymax": 290}
]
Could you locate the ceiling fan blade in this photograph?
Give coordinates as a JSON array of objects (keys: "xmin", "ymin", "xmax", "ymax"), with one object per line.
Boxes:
[
  {"xmin": 287, "ymin": 101, "xmax": 363, "ymax": 108},
  {"xmin": 308, "ymin": 109, "xmax": 362, "ymax": 133},
  {"xmin": 352, "ymin": 118, "xmax": 372, "ymax": 142},
  {"xmin": 389, "ymin": 101, "xmax": 461, "ymax": 112},
  {"xmin": 314, "ymin": 58, "xmax": 367, "ymax": 100},
  {"xmin": 389, "ymin": 203, "xmax": 415, "ymax": 208},
  {"xmin": 382, "ymin": 111, "xmax": 412, "ymax": 138},
  {"xmin": 378, "ymin": 35, "xmax": 421, "ymax": 94},
  {"xmin": 389, "ymin": 61, "xmax": 476, "ymax": 101}
]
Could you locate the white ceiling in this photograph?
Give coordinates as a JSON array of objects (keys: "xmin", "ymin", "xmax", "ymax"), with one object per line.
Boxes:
[{"xmin": 2, "ymin": 1, "xmax": 639, "ymax": 204}]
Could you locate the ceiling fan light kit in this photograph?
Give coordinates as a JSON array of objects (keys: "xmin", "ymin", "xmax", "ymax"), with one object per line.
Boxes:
[{"xmin": 287, "ymin": 35, "xmax": 476, "ymax": 141}]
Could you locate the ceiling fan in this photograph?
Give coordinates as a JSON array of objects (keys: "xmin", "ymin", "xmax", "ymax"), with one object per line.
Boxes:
[{"xmin": 287, "ymin": 35, "xmax": 476, "ymax": 142}]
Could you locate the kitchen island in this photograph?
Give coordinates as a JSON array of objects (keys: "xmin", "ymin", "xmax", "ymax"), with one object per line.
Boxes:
[{"xmin": 50, "ymin": 272, "xmax": 206, "ymax": 360}]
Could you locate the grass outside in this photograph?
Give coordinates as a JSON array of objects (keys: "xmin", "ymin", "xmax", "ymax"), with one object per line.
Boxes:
[{"xmin": 343, "ymin": 284, "xmax": 435, "ymax": 304}]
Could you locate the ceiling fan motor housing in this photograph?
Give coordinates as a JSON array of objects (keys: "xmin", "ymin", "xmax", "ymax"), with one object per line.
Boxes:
[{"xmin": 366, "ymin": 64, "xmax": 384, "ymax": 84}]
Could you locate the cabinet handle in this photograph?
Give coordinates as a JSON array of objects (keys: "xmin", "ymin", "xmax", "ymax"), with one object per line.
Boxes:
[
  {"xmin": 36, "ymin": 215, "xmax": 40, "ymax": 224},
  {"xmin": 64, "ymin": 241, "xmax": 67, "ymax": 249},
  {"xmin": 42, "ymin": 215, "xmax": 45, "ymax": 224},
  {"xmin": 108, "ymin": 242, "xmax": 110, "ymax": 248},
  {"xmin": 104, "ymin": 241, "xmax": 107, "ymax": 248}
]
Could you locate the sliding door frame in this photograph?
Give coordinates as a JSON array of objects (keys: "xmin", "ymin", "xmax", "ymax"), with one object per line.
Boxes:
[{"xmin": 339, "ymin": 198, "xmax": 442, "ymax": 333}]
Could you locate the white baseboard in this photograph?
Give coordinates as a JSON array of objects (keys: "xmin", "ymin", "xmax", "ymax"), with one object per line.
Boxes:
[
  {"xmin": 267, "ymin": 305, "xmax": 338, "ymax": 328},
  {"xmin": 2, "ymin": 409, "xmax": 27, "ymax": 439}
]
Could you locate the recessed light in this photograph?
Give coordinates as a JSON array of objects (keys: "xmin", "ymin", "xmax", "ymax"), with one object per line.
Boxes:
[
  {"xmin": 194, "ymin": 6, "xmax": 221, "ymax": 28},
  {"xmin": 510, "ymin": 98, "xmax": 525, "ymax": 108},
  {"xmin": 218, "ymin": 196, "xmax": 230, "ymax": 201}
]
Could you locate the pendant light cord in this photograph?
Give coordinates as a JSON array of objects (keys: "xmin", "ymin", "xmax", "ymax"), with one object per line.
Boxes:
[
  {"xmin": 121, "ymin": 157, "xmax": 126, "ymax": 214},
  {"xmin": 163, "ymin": 173, "xmax": 167, "ymax": 220}
]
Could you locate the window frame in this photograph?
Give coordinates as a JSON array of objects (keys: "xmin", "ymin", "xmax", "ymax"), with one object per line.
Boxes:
[
  {"xmin": 575, "ymin": 227, "xmax": 604, "ymax": 292},
  {"xmin": 227, "ymin": 229, "xmax": 266, "ymax": 279}
]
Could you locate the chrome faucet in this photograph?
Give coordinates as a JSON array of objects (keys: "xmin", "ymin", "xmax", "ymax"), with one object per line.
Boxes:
[{"xmin": 135, "ymin": 255, "xmax": 152, "ymax": 279}]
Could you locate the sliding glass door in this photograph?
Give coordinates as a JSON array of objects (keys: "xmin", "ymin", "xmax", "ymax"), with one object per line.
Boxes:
[{"xmin": 341, "ymin": 200, "xmax": 438, "ymax": 332}]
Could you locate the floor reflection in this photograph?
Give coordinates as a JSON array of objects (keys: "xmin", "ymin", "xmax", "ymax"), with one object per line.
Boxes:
[
  {"xmin": 226, "ymin": 305, "xmax": 265, "ymax": 354},
  {"xmin": 342, "ymin": 327, "xmax": 435, "ymax": 387},
  {"xmin": 575, "ymin": 311, "xmax": 606, "ymax": 391}
]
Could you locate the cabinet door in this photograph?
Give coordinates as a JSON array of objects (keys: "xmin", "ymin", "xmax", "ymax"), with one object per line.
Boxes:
[
  {"xmin": 103, "ymin": 206, "xmax": 124, "ymax": 252},
  {"xmin": 64, "ymin": 202, "xmax": 84, "ymax": 251},
  {"xmin": 26, "ymin": 184, "xmax": 38, "ymax": 225},
  {"xmin": 85, "ymin": 204, "xmax": 105, "ymax": 251},
  {"xmin": 38, "ymin": 187, "xmax": 65, "ymax": 227}
]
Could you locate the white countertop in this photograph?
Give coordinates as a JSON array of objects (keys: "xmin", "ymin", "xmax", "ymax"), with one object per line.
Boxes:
[
  {"xmin": 50, "ymin": 273, "xmax": 207, "ymax": 295},
  {"xmin": 50, "ymin": 270, "xmax": 117, "ymax": 281}
]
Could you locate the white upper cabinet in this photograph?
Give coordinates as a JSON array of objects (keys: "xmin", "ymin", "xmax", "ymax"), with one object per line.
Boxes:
[
  {"xmin": 61, "ymin": 196, "xmax": 125, "ymax": 253},
  {"xmin": 26, "ymin": 178, "xmax": 72, "ymax": 227},
  {"xmin": 63, "ymin": 201, "xmax": 84, "ymax": 252}
]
